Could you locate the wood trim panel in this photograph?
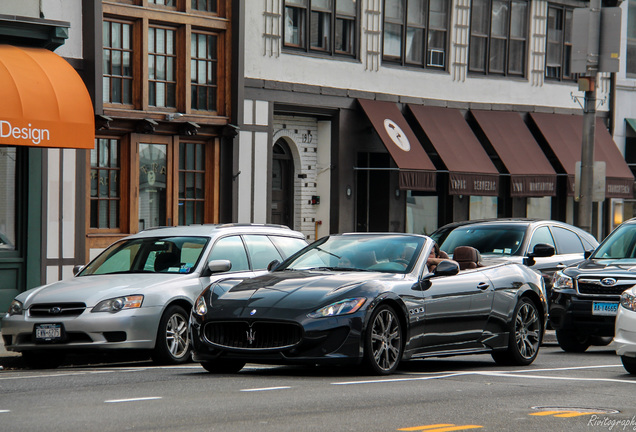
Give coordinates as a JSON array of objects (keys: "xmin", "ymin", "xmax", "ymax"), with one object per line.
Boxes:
[{"xmin": 103, "ymin": 3, "xmax": 230, "ymax": 29}]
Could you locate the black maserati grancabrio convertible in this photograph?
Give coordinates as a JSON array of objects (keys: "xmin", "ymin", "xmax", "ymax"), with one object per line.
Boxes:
[{"xmin": 190, "ymin": 233, "xmax": 550, "ymax": 375}]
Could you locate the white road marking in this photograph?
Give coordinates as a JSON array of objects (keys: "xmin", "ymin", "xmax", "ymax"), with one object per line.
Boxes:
[
  {"xmin": 105, "ymin": 397, "xmax": 162, "ymax": 403},
  {"xmin": 240, "ymin": 386, "xmax": 292, "ymax": 392},
  {"xmin": 0, "ymin": 410, "xmax": 10, "ymax": 413}
]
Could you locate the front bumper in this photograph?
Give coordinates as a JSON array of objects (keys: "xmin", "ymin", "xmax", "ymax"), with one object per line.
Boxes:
[
  {"xmin": 189, "ymin": 312, "xmax": 364, "ymax": 366},
  {"xmin": 1, "ymin": 306, "xmax": 162, "ymax": 352},
  {"xmin": 549, "ymin": 291, "xmax": 618, "ymax": 337},
  {"xmin": 614, "ymin": 306, "xmax": 636, "ymax": 358}
]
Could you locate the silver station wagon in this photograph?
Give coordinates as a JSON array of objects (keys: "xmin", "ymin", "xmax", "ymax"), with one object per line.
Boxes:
[{"xmin": 1, "ymin": 224, "xmax": 307, "ymax": 368}]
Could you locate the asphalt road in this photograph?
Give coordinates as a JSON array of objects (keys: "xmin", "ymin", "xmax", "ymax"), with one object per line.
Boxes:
[{"xmin": 1, "ymin": 342, "xmax": 634, "ymax": 432}]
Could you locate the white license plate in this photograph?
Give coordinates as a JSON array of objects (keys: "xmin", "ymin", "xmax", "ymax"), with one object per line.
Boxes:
[
  {"xmin": 592, "ymin": 302, "xmax": 619, "ymax": 316},
  {"xmin": 35, "ymin": 324, "xmax": 62, "ymax": 341}
]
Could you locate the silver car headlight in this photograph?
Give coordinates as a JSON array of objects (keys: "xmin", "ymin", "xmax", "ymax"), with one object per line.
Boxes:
[
  {"xmin": 8, "ymin": 300, "xmax": 23, "ymax": 316},
  {"xmin": 620, "ymin": 288, "xmax": 636, "ymax": 312},
  {"xmin": 552, "ymin": 271, "xmax": 573, "ymax": 290},
  {"xmin": 308, "ymin": 298, "xmax": 366, "ymax": 318},
  {"xmin": 91, "ymin": 295, "xmax": 143, "ymax": 313}
]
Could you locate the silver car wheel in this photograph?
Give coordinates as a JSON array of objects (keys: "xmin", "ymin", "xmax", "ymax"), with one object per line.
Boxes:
[
  {"xmin": 370, "ymin": 308, "xmax": 402, "ymax": 372},
  {"xmin": 515, "ymin": 301, "xmax": 540, "ymax": 360},
  {"xmin": 166, "ymin": 312, "xmax": 190, "ymax": 359}
]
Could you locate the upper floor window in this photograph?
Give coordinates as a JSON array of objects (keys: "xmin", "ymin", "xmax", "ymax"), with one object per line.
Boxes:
[
  {"xmin": 545, "ymin": 5, "xmax": 573, "ymax": 81},
  {"xmin": 103, "ymin": 20, "xmax": 133, "ymax": 105},
  {"xmin": 284, "ymin": 0, "xmax": 358, "ymax": 57},
  {"xmin": 383, "ymin": 0, "xmax": 449, "ymax": 69},
  {"xmin": 150, "ymin": 0, "xmax": 175, "ymax": 6},
  {"xmin": 468, "ymin": 0, "xmax": 528, "ymax": 76},
  {"xmin": 191, "ymin": 0, "xmax": 217, "ymax": 12},
  {"xmin": 90, "ymin": 138, "xmax": 121, "ymax": 229},
  {"xmin": 191, "ymin": 33, "xmax": 218, "ymax": 111},
  {"xmin": 148, "ymin": 26, "xmax": 177, "ymax": 108},
  {"xmin": 628, "ymin": 0, "xmax": 636, "ymax": 78}
]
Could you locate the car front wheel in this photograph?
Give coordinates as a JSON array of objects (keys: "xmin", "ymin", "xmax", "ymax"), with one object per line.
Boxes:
[
  {"xmin": 621, "ymin": 356, "xmax": 636, "ymax": 374},
  {"xmin": 152, "ymin": 305, "xmax": 191, "ymax": 365},
  {"xmin": 363, "ymin": 304, "xmax": 403, "ymax": 375},
  {"xmin": 492, "ymin": 297, "xmax": 542, "ymax": 366},
  {"xmin": 555, "ymin": 329, "xmax": 591, "ymax": 353}
]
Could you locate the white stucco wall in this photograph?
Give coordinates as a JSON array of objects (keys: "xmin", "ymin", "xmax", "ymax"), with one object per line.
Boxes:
[{"xmin": 42, "ymin": 0, "xmax": 83, "ymax": 59}]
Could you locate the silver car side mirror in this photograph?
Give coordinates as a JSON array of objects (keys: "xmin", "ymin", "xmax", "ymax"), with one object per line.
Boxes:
[{"xmin": 208, "ymin": 259, "xmax": 232, "ymax": 273}]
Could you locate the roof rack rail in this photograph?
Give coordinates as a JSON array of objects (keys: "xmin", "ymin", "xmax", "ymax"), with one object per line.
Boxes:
[{"xmin": 216, "ymin": 223, "xmax": 291, "ymax": 230}]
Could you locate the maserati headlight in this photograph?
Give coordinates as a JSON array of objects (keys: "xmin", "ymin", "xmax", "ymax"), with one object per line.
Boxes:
[
  {"xmin": 8, "ymin": 300, "xmax": 23, "ymax": 316},
  {"xmin": 194, "ymin": 292, "xmax": 208, "ymax": 316},
  {"xmin": 91, "ymin": 295, "xmax": 143, "ymax": 313},
  {"xmin": 308, "ymin": 298, "xmax": 366, "ymax": 318},
  {"xmin": 552, "ymin": 271, "xmax": 573, "ymax": 290},
  {"xmin": 620, "ymin": 288, "xmax": 636, "ymax": 312}
]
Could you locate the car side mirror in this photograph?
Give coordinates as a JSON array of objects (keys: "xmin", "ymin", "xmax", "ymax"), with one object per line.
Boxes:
[
  {"xmin": 73, "ymin": 265, "xmax": 84, "ymax": 276},
  {"xmin": 267, "ymin": 260, "xmax": 281, "ymax": 271},
  {"xmin": 208, "ymin": 259, "xmax": 232, "ymax": 274},
  {"xmin": 523, "ymin": 243, "xmax": 555, "ymax": 266},
  {"xmin": 434, "ymin": 260, "xmax": 460, "ymax": 276}
]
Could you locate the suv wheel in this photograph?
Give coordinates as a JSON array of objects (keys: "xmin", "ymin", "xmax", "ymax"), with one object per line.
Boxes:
[{"xmin": 555, "ymin": 329, "xmax": 591, "ymax": 353}]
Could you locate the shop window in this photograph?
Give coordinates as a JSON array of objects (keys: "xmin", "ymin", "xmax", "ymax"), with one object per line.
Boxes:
[
  {"xmin": 191, "ymin": 33, "xmax": 218, "ymax": 112},
  {"xmin": 178, "ymin": 142, "xmax": 206, "ymax": 225},
  {"xmin": 103, "ymin": 20, "xmax": 133, "ymax": 105},
  {"xmin": 545, "ymin": 5, "xmax": 574, "ymax": 81},
  {"xmin": 192, "ymin": 0, "xmax": 217, "ymax": 12},
  {"xmin": 383, "ymin": 0, "xmax": 449, "ymax": 69},
  {"xmin": 284, "ymin": 0, "xmax": 358, "ymax": 57},
  {"xmin": 139, "ymin": 143, "xmax": 168, "ymax": 229},
  {"xmin": 468, "ymin": 0, "xmax": 528, "ymax": 76},
  {"xmin": 628, "ymin": 0, "xmax": 636, "ymax": 78},
  {"xmin": 148, "ymin": 26, "xmax": 177, "ymax": 108},
  {"xmin": 0, "ymin": 147, "xmax": 17, "ymax": 250},
  {"xmin": 90, "ymin": 139, "xmax": 121, "ymax": 229}
]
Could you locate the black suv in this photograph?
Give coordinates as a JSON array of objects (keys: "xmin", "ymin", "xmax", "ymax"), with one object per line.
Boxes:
[{"xmin": 550, "ymin": 218, "xmax": 636, "ymax": 352}]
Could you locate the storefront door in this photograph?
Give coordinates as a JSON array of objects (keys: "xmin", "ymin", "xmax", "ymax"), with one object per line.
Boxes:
[{"xmin": 271, "ymin": 140, "xmax": 294, "ymax": 228}]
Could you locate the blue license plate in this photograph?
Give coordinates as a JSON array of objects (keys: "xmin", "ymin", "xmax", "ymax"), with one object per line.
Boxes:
[{"xmin": 592, "ymin": 302, "xmax": 619, "ymax": 316}]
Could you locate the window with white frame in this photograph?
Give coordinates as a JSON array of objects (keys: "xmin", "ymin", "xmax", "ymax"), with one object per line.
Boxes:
[
  {"xmin": 382, "ymin": 0, "xmax": 449, "ymax": 69},
  {"xmin": 468, "ymin": 0, "xmax": 528, "ymax": 76},
  {"xmin": 545, "ymin": 4, "xmax": 573, "ymax": 81},
  {"xmin": 283, "ymin": 0, "xmax": 358, "ymax": 56}
]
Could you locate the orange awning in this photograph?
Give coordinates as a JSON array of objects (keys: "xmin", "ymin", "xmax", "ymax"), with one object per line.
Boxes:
[{"xmin": 0, "ymin": 45, "xmax": 94, "ymax": 149}]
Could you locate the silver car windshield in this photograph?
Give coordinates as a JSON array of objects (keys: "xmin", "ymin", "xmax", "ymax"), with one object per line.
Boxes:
[
  {"xmin": 279, "ymin": 235, "xmax": 425, "ymax": 274},
  {"xmin": 80, "ymin": 236, "xmax": 210, "ymax": 275},
  {"xmin": 593, "ymin": 224, "xmax": 636, "ymax": 261},
  {"xmin": 440, "ymin": 226, "xmax": 526, "ymax": 257}
]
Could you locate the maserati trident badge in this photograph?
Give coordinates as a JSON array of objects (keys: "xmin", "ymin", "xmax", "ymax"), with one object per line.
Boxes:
[{"xmin": 246, "ymin": 328, "xmax": 256, "ymax": 345}]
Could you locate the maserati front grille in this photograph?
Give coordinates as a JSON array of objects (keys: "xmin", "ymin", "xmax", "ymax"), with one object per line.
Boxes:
[{"xmin": 204, "ymin": 321, "xmax": 302, "ymax": 350}]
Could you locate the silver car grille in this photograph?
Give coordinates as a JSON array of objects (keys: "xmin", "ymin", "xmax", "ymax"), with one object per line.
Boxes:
[
  {"xmin": 29, "ymin": 303, "xmax": 87, "ymax": 317},
  {"xmin": 576, "ymin": 277, "xmax": 636, "ymax": 298}
]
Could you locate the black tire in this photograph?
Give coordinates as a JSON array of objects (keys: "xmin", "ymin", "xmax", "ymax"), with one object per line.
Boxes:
[
  {"xmin": 152, "ymin": 305, "xmax": 191, "ymax": 365},
  {"xmin": 492, "ymin": 297, "xmax": 542, "ymax": 366},
  {"xmin": 590, "ymin": 336, "xmax": 613, "ymax": 346},
  {"xmin": 22, "ymin": 351, "xmax": 66, "ymax": 369},
  {"xmin": 621, "ymin": 356, "xmax": 636, "ymax": 374},
  {"xmin": 200, "ymin": 359, "xmax": 246, "ymax": 374},
  {"xmin": 362, "ymin": 304, "xmax": 403, "ymax": 375},
  {"xmin": 555, "ymin": 329, "xmax": 591, "ymax": 353}
]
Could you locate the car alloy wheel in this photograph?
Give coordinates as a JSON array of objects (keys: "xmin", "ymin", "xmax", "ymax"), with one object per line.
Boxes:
[
  {"xmin": 364, "ymin": 304, "xmax": 403, "ymax": 375},
  {"xmin": 152, "ymin": 305, "xmax": 191, "ymax": 364},
  {"xmin": 492, "ymin": 297, "xmax": 542, "ymax": 366}
]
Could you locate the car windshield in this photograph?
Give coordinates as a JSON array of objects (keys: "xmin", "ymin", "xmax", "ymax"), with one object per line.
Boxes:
[
  {"xmin": 277, "ymin": 235, "xmax": 425, "ymax": 274},
  {"xmin": 592, "ymin": 224, "xmax": 636, "ymax": 261},
  {"xmin": 439, "ymin": 225, "xmax": 526, "ymax": 257},
  {"xmin": 80, "ymin": 236, "xmax": 209, "ymax": 275}
]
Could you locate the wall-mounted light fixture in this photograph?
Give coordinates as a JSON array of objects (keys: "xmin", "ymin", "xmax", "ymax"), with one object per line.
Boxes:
[{"xmin": 346, "ymin": 185, "xmax": 352, "ymax": 199}]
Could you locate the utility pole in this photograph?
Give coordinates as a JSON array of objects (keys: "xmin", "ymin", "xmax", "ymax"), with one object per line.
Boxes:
[{"xmin": 578, "ymin": 0, "xmax": 602, "ymax": 234}]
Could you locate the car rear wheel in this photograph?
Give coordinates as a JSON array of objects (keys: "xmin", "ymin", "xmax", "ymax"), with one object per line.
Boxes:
[
  {"xmin": 22, "ymin": 351, "xmax": 66, "ymax": 369},
  {"xmin": 152, "ymin": 305, "xmax": 191, "ymax": 365},
  {"xmin": 621, "ymin": 356, "xmax": 636, "ymax": 374},
  {"xmin": 363, "ymin": 304, "xmax": 403, "ymax": 375},
  {"xmin": 200, "ymin": 359, "xmax": 246, "ymax": 374},
  {"xmin": 555, "ymin": 329, "xmax": 591, "ymax": 353},
  {"xmin": 492, "ymin": 297, "xmax": 542, "ymax": 366}
]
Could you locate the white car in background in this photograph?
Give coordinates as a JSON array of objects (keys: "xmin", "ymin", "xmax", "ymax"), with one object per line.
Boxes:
[
  {"xmin": 614, "ymin": 286, "xmax": 636, "ymax": 374},
  {"xmin": 1, "ymin": 224, "xmax": 307, "ymax": 369}
]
